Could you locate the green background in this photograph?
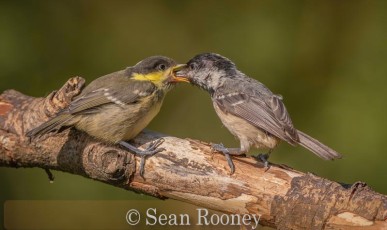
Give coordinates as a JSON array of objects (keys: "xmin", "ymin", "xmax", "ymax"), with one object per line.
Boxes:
[{"xmin": 1, "ymin": 0, "xmax": 386, "ymax": 229}]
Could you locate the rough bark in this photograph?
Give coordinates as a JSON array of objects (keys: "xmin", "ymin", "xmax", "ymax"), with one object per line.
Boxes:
[{"xmin": 1, "ymin": 77, "xmax": 386, "ymax": 229}]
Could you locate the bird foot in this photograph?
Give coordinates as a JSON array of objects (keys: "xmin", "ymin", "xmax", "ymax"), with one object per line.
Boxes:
[
  {"xmin": 119, "ymin": 138, "xmax": 165, "ymax": 177},
  {"xmin": 257, "ymin": 153, "xmax": 270, "ymax": 171},
  {"xmin": 141, "ymin": 138, "xmax": 166, "ymax": 156},
  {"xmin": 211, "ymin": 143, "xmax": 235, "ymax": 175},
  {"xmin": 138, "ymin": 138, "xmax": 165, "ymax": 177}
]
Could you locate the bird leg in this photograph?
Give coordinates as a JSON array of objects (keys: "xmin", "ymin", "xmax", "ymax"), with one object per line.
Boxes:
[
  {"xmin": 119, "ymin": 138, "xmax": 165, "ymax": 177},
  {"xmin": 211, "ymin": 143, "xmax": 246, "ymax": 175},
  {"xmin": 257, "ymin": 150, "xmax": 272, "ymax": 169}
]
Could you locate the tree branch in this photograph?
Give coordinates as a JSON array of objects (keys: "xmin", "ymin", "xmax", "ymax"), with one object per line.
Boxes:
[{"xmin": 1, "ymin": 78, "xmax": 386, "ymax": 229}]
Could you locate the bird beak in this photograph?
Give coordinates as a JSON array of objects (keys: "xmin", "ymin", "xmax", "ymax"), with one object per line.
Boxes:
[{"xmin": 170, "ymin": 64, "xmax": 189, "ymax": 83}]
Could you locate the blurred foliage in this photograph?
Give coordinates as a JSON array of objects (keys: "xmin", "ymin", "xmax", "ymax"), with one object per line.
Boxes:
[{"xmin": 1, "ymin": 0, "xmax": 386, "ymax": 228}]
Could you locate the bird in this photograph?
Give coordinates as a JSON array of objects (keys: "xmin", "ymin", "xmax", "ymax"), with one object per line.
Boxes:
[
  {"xmin": 175, "ymin": 53, "xmax": 342, "ymax": 174},
  {"xmin": 26, "ymin": 56, "xmax": 188, "ymax": 176}
]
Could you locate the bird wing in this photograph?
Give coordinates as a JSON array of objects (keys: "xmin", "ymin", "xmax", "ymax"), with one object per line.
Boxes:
[
  {"xmin": 214, "ymin": 91, "xmax": 299, "ymax": 145},
  {"xmin": 65, "ymin": 80, "xmax": 156, "ymax": 115},
  {"xmin": 26, "ymin": 80, "xmax": 156, "ymax": 138}
]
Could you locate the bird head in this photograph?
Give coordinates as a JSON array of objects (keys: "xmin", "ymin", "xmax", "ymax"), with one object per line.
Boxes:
[
  {"xmin": 130, "ymin": 56, "xmax": 187, "ymax": 91},
  {"xmin": 175, "ymin": 53, "xmax": 237, "ymax": 93}
]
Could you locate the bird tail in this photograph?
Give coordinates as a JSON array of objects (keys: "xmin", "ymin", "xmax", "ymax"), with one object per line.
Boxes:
[
  {"xmin": 26, "ymin": 114, "xmax": 73, "ymax": 138},
  {"xmin": 297, "ymin": 130, "xmax": 342, "ymax": 160}
]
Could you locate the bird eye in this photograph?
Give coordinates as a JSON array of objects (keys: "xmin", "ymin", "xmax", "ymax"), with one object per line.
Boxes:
[
  {"xmin": 189, "ymin": 62, "xmax": 198, "ymax": 70},
  {"xmin": 157, "ymin": 64, "xmax": 166, "ymax": 71}
]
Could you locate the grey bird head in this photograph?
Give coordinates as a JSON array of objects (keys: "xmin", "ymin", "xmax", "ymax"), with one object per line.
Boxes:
[{"xmin": 176, "ymin": 53, "xmax": 238, "ymax": 93}]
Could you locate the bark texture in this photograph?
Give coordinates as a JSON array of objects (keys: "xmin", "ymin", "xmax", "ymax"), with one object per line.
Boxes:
[{"xmin": 1, "ymin": 78, "xmax": 386, "ymax": 229}]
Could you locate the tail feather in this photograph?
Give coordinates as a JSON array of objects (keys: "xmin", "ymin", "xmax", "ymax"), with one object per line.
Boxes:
[
  {"xmin": 297, "ymin": 130, "xmax": 342, "ymax": 160},
  {"xmin": 26, "ymin": 114, "xmax": 72, "ymax": 138}
]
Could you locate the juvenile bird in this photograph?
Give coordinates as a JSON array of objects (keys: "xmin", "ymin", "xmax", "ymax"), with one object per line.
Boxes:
[
  {"xmin": 176, "ymin": 53, "xmax": 342, "ymax": 174},
  {"xmin": 27, "ymin": 56, "xmax": 187, "ymax": 176}
]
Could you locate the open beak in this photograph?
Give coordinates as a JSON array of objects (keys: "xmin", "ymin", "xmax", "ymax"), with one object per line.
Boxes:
[{"xmin": 170, "ymin": 64, "xmax": 189, "ymax": 83}]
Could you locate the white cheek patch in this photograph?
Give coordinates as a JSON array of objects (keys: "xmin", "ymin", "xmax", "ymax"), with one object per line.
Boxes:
[
  {"xmin": 209, "ymin": 69, "xmax": 226, "ymax": 89},
  {"xmin": 195, "ymin": 68, "xmax": 225, "ymax": 90}
]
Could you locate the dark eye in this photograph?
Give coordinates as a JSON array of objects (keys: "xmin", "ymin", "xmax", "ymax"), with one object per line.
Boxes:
[
  {"xmin": 157, "ymin": 64, "xmax": 166, "ymax": 71},
  {"xmin": 189, "ymin": 62, "xmax": 198, "ymax": 70}
]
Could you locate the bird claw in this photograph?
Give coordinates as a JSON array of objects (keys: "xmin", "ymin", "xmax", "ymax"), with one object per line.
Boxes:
[
  {"xmin": 119, "ymin": 138, "xmax": 165, "ymax": 178},
  {"xmin": 146, "ymin": 138, "xmax": 165, "ymax": 152},
  {"xmin": 137, "ymin": 138, "xmax": 165, "ymax": 157},
  {"xmin": 257, "ymin": 153, "xmax": 270, "ymax": 170},
  {"xmin": 137, "ymin": 138, "xmax": 165, "ymax": 177},
  {"xmin": 211, "ymin": 143, "xmax": 235, "ymax": 175},
  {"xmin": 211, "ymin": 143, "xmax": 229, "ymax": 154}
]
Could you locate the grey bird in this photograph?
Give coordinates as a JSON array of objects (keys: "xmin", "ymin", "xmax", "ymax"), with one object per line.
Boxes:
[
  {"xmin": 27, "ymin": 56, "xmax": 187, "ymax": 176},
  {"xmin": 176, "ymin": 53, "xmax": 342, "ymax": 174}
]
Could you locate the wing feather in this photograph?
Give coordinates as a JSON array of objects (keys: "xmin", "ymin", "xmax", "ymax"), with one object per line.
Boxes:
[
  {"xmin": 214, "ymin": 92, "xmax": 299, "ymax": 145},
  {"xmin": 64, "ymin": 81, "xmax": 156, "ymax": 115},
  {"xmin": 265, "ymin": 95, "xmax": 299, "ymax": 140}
]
